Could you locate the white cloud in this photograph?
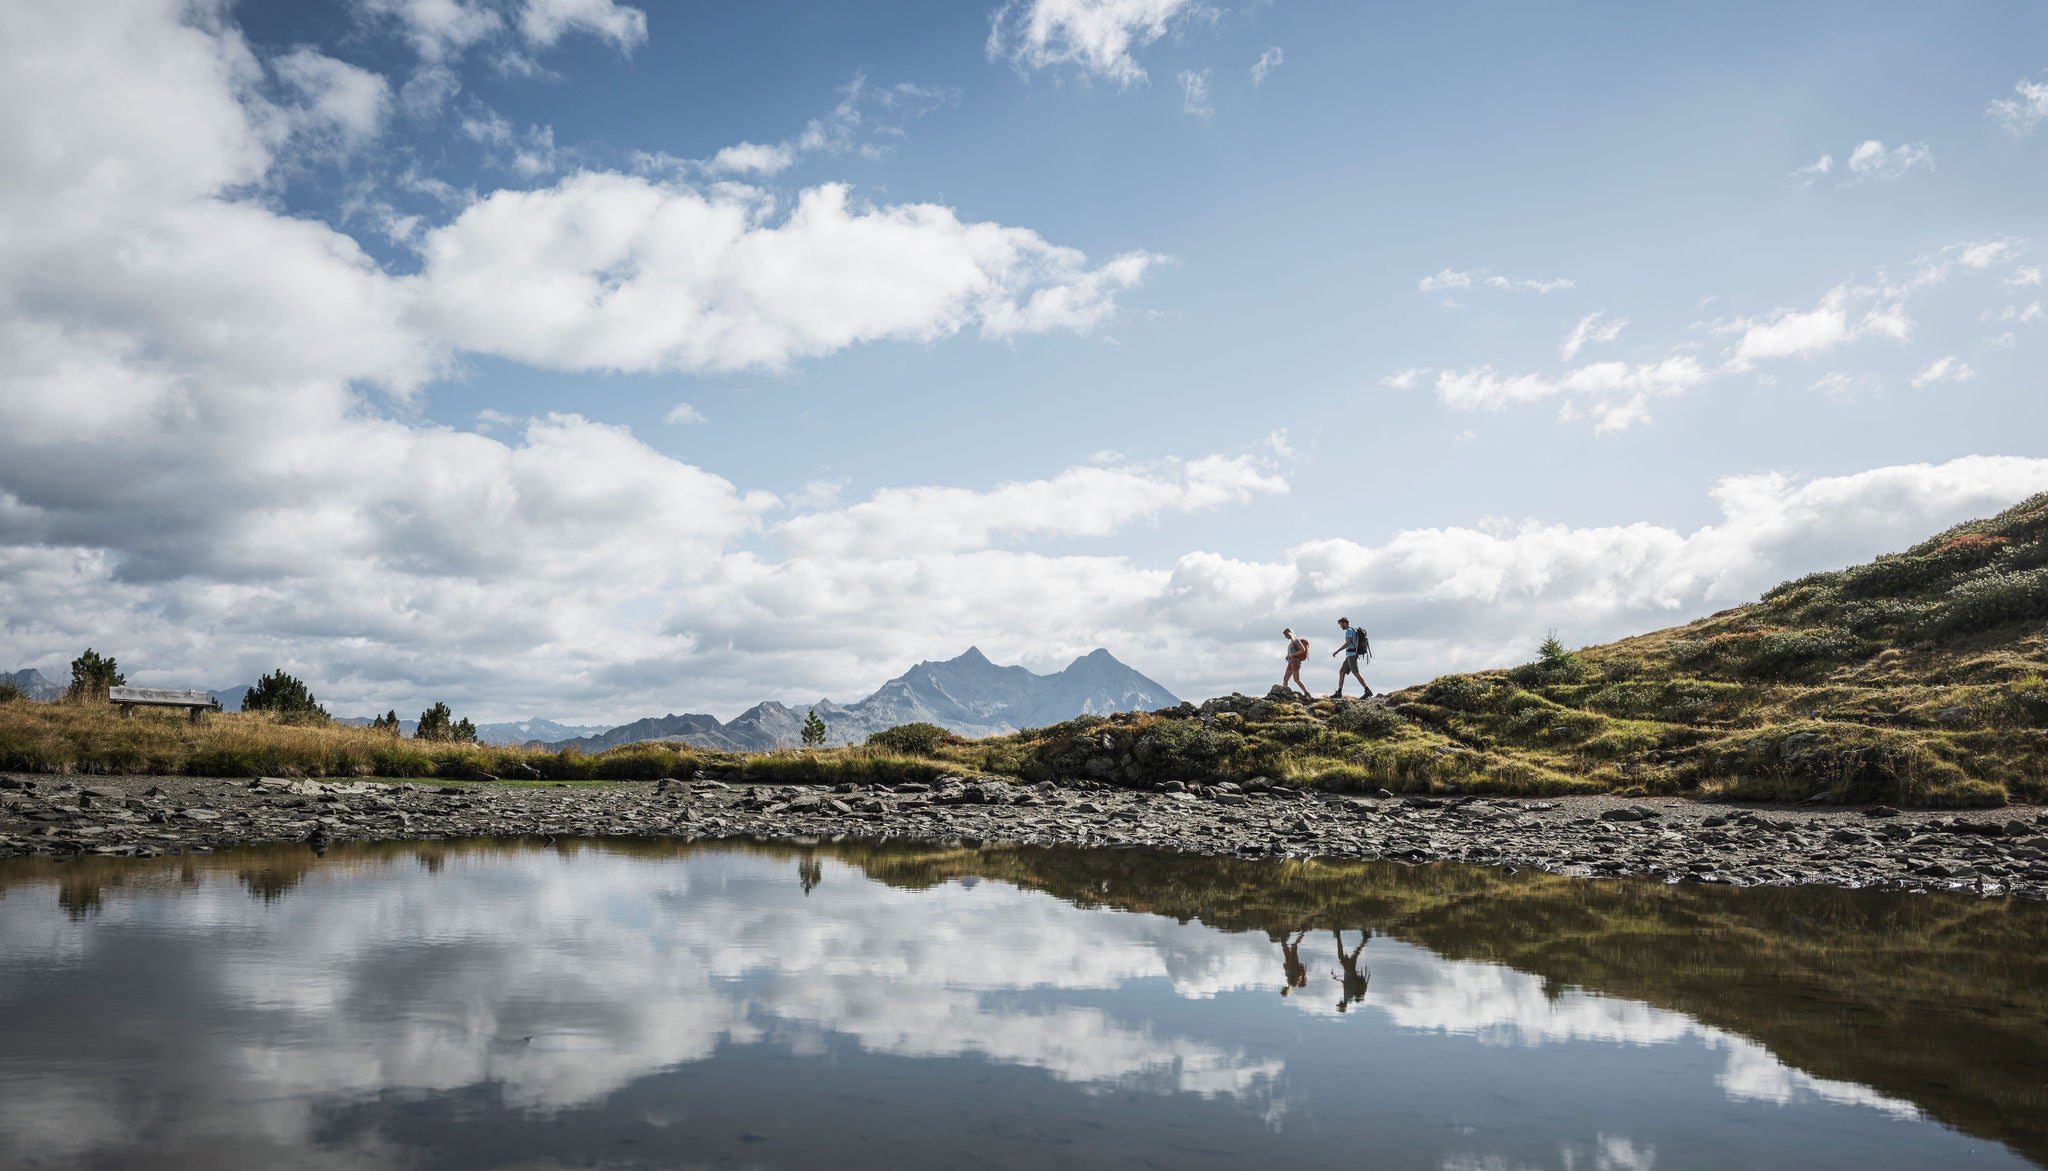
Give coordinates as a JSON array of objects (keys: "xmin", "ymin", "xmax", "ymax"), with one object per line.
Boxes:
[
  {"xmin": 663, "ymin": 402, "xmax": 708, "ymax": 425},
  {"xmin": 987, "ymin": 0, "xmax": 1203, "ymax": 87},
  {"xmin": 1790, "ymin": 153, "xmax": 1833, "ymax": 185},
  {"xmin": 272, "ymin": 48, "xmax": 391, "ymax": 149},
  {"xmin": 1487, "ymin": 274, "xmax": 1574, "ymax": 294},
  {"xmin": 772, "ymin": 453, "xmax": 1288, "ymax": 558},
  {"xmin": 360, "ymin": 0, "xmax": 505, "ymax": 61},
  {"xmin": 1419, "ymin": 268, "xmax": 1474, "ymax": 293},
  {"xmin": 2003, "ymin": 266, "xmax": 2043, "ymax": 289},
  {"xmin": 706, "ymin": 140, "xmax": 795, "ymax": 176},
  {"xmin": 1958, "ymin": 239, "xmax": 2021, "ymax": 269},
  {"xmin": 1986, "ymin": 301, "xmax": 2043, "ymax": 325},
  {"xmin": 518, "ymin": 0, "xmax": 648, "ymax": 52},
  {"xmin": 1420, "ymin": 268, "xmax": 1571, "ymax": 296},
  {"xmin": 361, "ymin": 0, "xmax": 645, "ymax": 60},
  {"xmin": 1909, "ymin": 356, "xmax": 1976, "ymax": 389},
  {"xmin": 1724, "ymin": 285, "xmax": 1911, "ymax": 367},
  {"xmin": 671, "ymin": 75, "xmax": 954, "ymax": 179},
  {"xmin": 414, "ymin": 175, "xmax": 1156, "ymax": 374},
  {"xmin": 1250, "ymin": 46, "xmax": 1283, "ymax": 86},
  {"xmin": 1380, "ymin": 367, "xmax": 1427, "ymax": 391},
  {"xmin": 1987, "ymin": 75, "xmax": 2048, "ymax": 135},
  {"xmin": 1845, "ymin": 139, "xmax": 1932, "ymax": 181},
  {"xmin": 1178, "ymin": 67, "xmax": 1211, "ymax": 116},
  {"xmin": 1559, "ymin": 311, "xmax": 1626, "ymax": 361},
  {"xmin": 1433, "ymin": 358, "xmax": 1707, "ymax": 434}
]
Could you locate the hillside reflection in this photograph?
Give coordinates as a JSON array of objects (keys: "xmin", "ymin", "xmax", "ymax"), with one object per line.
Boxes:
[{"xmin": 1, "ymin": 838, "xmax": 2042, "ymax": 1169}]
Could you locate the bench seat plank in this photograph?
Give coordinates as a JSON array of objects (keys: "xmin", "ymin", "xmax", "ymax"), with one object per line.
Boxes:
[{"xmin": 108, "ymin": 686, "xmax": 212, "ymax": 706}]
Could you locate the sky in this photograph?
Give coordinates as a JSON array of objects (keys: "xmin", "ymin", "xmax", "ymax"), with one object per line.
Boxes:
[{"xmin": 3, "ymin": 0, "xmax": 2047, "ymax": 724}]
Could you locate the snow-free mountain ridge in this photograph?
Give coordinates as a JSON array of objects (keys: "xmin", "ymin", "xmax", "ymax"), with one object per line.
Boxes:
[{"xmin": 542, "ymin": 648, "xmax": 1178, "ymax": 753}]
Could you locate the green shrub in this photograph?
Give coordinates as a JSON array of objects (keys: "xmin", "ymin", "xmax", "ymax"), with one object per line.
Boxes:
[
  {"xmin": 1422, "ymin": 674, "xmax": 1491, "ymax": 711},
  {"xmin": 1331, "ymin": 703, "xmax": 1403, "ymax": 738},
  {"xmin": 866, "ymin": 722, "xmax": 955, "ymax": 755},
  {"xmin": 1939, "ymin": 566, "xmax": 2048, "ymax": 633}
]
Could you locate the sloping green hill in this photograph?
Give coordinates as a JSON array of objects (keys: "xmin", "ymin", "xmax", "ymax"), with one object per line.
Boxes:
[{"xmin": 993, "ymin": 493, "xmax": 2048, "ymax": 806}]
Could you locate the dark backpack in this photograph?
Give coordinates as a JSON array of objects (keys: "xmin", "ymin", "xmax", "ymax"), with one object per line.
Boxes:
[{"xmin": 1349, "ymin": 627, "xmax": 1371, "ymax": 662}]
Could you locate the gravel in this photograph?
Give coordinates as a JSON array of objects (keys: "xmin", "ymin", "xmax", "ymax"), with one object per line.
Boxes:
[{"xmin": 4, "ymin": 773, "xmax": 2045, "ymax": 898}]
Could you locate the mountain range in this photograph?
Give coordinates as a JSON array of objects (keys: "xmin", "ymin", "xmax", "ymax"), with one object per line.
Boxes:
[
  {"xmin": 539, "ymin": 647, "xmax": 1178, "ymax": 753},
  {"xmin": 4, "ymin": 647, "xmax": 1174, "ymax": 753},
  {"xmin": 1, "ymin": 669, "xmax": 63, "ymax": 701}
]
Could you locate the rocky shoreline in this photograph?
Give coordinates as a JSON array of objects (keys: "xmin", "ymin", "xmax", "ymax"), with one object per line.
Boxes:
[{"xmin": 4, "ymin": 772, "xmax": 2047, "ymax": 899}]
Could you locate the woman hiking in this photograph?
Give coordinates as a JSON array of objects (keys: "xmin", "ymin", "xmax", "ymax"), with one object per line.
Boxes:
[{"xmin": 1281, "ymin": 628, "xmax": 1311, "ymax": 696}]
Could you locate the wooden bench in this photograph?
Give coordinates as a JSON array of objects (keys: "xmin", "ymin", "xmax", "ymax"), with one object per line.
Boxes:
[{"xmin": 108, "ymin": 686, "xmax": 214, "ymax": 722}]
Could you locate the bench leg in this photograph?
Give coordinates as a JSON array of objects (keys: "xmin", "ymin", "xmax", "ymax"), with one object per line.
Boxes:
[
  {"xmin": 189, "ymin": 706, "xmax": 205, "ymax": 724},
  {"xmin": 120, "ymin": 704, "xmax": 134, "ymax": 718}
]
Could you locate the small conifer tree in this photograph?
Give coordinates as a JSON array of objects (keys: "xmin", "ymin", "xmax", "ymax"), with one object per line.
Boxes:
[
  {"xmin": 801, "ymin": 708, "xmax": 827, "ymax": 747},
  {"xmin": 370, "ymin": 710, "xmax": 401, "ymax": 735},
  {"xmin": 416, "ymin": 702, "xmax": 478, "ymax": 743},
  {"xmin": 66, "ymin": 648, "xmax": 125, "ymax": 702},
  {"xmin": 242, "ymin": 669, "xmax": 329, "ymax": 720}
]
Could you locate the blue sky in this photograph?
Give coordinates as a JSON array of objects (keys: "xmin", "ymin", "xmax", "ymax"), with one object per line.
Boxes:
[{"xmin": 2, "ymin": 0, "xmax": 2046, "ymax": 722}]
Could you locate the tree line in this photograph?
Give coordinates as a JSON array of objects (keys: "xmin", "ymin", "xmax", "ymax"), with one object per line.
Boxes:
[{"xmin": 19, "ymin": 648, "xmax": 481, "ymax": 743}]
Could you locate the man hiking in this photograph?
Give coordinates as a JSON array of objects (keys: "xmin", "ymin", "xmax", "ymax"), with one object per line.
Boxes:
[
  {"xmin": 1281, "ymin": 628, "xmax": 1311, "ymax": 696},
  {"xmin": 1331, "ymin": 616, "xmax": 1373, "ymax": 698}
]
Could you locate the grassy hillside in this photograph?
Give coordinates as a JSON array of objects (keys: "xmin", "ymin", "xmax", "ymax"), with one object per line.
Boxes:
[
  {"xmin": 4, "ymin": 493, "xmax": 2043, "ymax": 805},
  {"xmin": 983, "ymin": 491, "xmax": 2048, "ymax": 807}
]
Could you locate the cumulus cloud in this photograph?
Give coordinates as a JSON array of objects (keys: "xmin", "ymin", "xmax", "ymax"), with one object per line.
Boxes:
[
  {"xmin": 1723, "ymin": 285, "xmax": 1910, "ymax": 368},
  {"xmin": 662, "ymin": 402, "xmax": 708, "ymax": 425},
  {"xmin": 772, "ymin": 454, "xmax": 1289, "ymax": 559},
  {"xmin": 1250, "ymin": 46, "xmax": 1283, "ymax": 86},
  {"xmin": 706, "ymin": 140, "xmax": 795, "ymax": 176},
  {"xmin": 1845, "ymin": 139, "xmax": 1932, "ymax": 181},
  {"xmin": 1380, "ymin": 367, "xmax": 1428, "ymax": 391},
  {"xmin": 987, "ymin": 0, "xmax": 1203, "ymax": 87},
  {"xmin": 1559, "ymin": 311, "xmax": 1626, "ymax": 361},
  {"xmin": 1909, "ymin": 357, "xmax": 1976, "ymax": 389},
  {"xmin": 1434, "ymin": 358, "xmax": 1707, "ymax": 434},
  {"xmin": 410, "ymin": 175, "xmax": 1154, "ymax": 375},
  {"xmin": 1987, "ymin": 75, "xmax": 2048, "ymax": 135},
  {"xmin": 272, "ymin": 48, "xmax": 392, "ymax": 149}
]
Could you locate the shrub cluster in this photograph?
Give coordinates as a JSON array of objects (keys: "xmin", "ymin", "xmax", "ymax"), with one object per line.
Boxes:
[
  {"xmin": 865, "ymin": 722, "xmax": 955, "ymax": 755},
  {"xmin": 1939, "ymin": 566, "xmax": 2048, "ymax": 633}
]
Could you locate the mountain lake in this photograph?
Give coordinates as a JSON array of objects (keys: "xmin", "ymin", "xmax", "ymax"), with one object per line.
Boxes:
[{"xmin": 1, "ymin": 838, "xmax": 2042, "ymax": 1170}]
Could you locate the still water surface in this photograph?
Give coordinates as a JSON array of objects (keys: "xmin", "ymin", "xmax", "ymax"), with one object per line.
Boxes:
[{"xmin": 0, "ymin": 838, "xmax": 2042, "ymax": 1170}]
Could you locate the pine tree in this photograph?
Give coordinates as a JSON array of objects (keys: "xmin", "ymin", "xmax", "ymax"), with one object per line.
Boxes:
[
  {"xmin": 242, "ymin": 669, "xmax": 329, "ymax": 720},
  {"xmin": 416, "ymin": 702, "xmax": 478, "ymax": 743},
  {"xmin": 800, "ymin": 708, "xmax": 827, "ymax": 747},
  {"xmin": 370, "ymin": 710, "xmax": 401, "ymax": 735},
  {"xmin": 66, "ymin": 648, "xmax": 125, "ymax": 702}
]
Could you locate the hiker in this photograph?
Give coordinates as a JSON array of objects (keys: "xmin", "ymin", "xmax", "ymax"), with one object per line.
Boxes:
[
  {"xmin": 1332, "ymin": 929, "xmax": 1371, "ymax": 1013},
  {"xmin": 1280, "ymin": 929, "xmax": 1309, "ymax": 997},
  {"xmin": 1281, "ymin": 628, "xmax": 1311, "ymax": 696},
  {"xmin": 1330, "ymin": 616, "xmax": 1373, "ymax": 698}
]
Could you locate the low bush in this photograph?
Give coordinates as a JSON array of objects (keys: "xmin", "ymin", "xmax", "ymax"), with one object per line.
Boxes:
[
  {"xmin": 1421, "ymin": 674, "xmax": 1492, "ymax": 711},
  {"xmin": 865, "ymin": 722, "xmax": 956, "ymax": 755},
  {"xmin": 1940, "ymin": 566, "xmax": 2048, "ymax": 633}
]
